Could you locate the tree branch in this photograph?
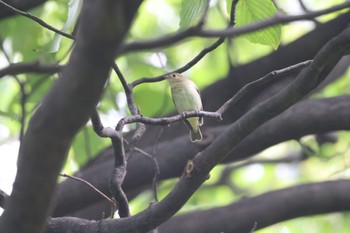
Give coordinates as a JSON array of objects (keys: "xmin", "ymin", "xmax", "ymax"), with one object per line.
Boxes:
[
  {"xmin": 159, "ymin": 180, "xmax": 350, "ymax": 233},
  {"xmin": 117, "ymin": 60, "xmax": 312, "ymax": 131},
  {"xmin": 0, "ymin": 0, "xmax": 47, "ymax": 19},
  {"xmin": 0, "ymin": 62, "xmax": 62, "ymax": 79},
  {"xmin": 46, "ymin": 180, "xmax": 350, "ymax": 233},
  {"xmin": 0, "ymin": 0, "xmax": 74, "ymax": 39},
  {"xmin": 90, "ymin": 110, "xmax": 130, "ymax": 218}
]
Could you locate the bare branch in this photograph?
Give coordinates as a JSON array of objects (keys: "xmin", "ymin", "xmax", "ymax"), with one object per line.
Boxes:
[
  {"xmin": 90, "ymin": 109, "xmax": 130, "ymax": 218},
  {"xmin": 0, "ymin": 0, "xmax": 74, "ymax": 39},
  {"xmin": 59, "ymin": 174, "xmax": 116, "ymax": 217},
  {"xmin": 119, "ymin": 2, "xmax": 350, "ymax": 53},
  {"xmin": 0, "ymin": 62, "xmax": 62, "ymax": 80},
  {"xmin": 217, "ymin": 60, "xmax": 313, "ymax": 114},
  {"xmin": 201, "ymin": 2, "xmax": 350, "ymax": 38},
  {"xmin": 133, "ymin": 147, "xmax": 160, "ymax": 202},
  {"xmin": 112, "ymin": 63, "xmax": 146, "ymax": 144}
]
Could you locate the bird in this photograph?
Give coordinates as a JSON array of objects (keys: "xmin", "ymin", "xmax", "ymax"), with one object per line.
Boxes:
[{"xmin": 165, "ymin": 73, "xmax": 203, "ymax": 142}]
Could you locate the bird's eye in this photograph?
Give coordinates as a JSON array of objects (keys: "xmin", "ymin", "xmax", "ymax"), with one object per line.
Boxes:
[{"xmin": 172, "ymin": 74, "xmax": 176, "ymax": 77}]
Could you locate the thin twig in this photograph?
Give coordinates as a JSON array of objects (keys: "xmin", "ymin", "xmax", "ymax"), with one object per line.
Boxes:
[
  {"xmin": 112, "ymin": 63, "xmax": 147, "ymax": 145},
  {"xmin": 199, "ymin": 3, "xmax": 349, "ymax": 38},
  {"xmin": 112, "ymin": 63, "xmax": 138, "ymax": 115},
  {"xmin": 116, "ymin": 110, "xmax": 221, "ymax": 132},
  {"xmin": 134, "ymin": 147, "xmax": 160, "ymax": 202},
  {"xmin": 0, "ymin": 0, "xmax": 74, "ymax": 39},
  {"xmin": 130, "ymin": 0, "xmax": 237, "ymax": 88},
  {"xmin": 217, "ymin": 60, "xmax": 313, "ymax": 113},
  {"xmin": 59, "ymin": 173, "xmax": 116, "ymax": 217},
  {"xmin": 130, "ymin": 37, "xmax": 225, "ymax": 87},
  {"xmin": 0, "ymin": 40, "xmax": 28, "ymax": 145},
  {"xmin": 16, "ymin": 77, "xmax": 27, "ymax": 143}
]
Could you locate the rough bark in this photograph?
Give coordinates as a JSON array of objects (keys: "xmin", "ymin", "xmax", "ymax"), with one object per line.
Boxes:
[{"xmin": 159, "ymin": 180, "xmax": 350, "ymax": 233}]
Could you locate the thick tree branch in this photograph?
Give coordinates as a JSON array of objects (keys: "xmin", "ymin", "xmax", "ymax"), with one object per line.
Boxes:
[
  {"xmin": 159, "ymin": 180, "xmax": 350, "ymax": 233},
  {"xmin": 0, "ymin": 0, "xmax": 142, "ymax": 233}
]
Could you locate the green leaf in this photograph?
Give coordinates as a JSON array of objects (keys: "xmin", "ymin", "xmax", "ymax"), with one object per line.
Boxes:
[
  {"xmin": 179, "ymin": 0, "xmax": 208, "ymax": 30},
  {"xmin": 38, "ymin": 0, "xmax": 82, "ymax": 53},
  {"xmin": 236, "ymin": 0, "xmax": 281, "ymax": 50}
]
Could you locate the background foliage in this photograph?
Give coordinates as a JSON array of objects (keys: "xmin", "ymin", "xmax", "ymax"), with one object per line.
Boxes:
[{"xmin": 0, "ymin": 0, "xmax": 349, "ymax": 232}]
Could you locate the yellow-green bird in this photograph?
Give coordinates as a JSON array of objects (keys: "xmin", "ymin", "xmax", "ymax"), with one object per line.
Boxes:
[{"xmin": 166, "ymin": 73, "xmax": 203, "ymax": 142}]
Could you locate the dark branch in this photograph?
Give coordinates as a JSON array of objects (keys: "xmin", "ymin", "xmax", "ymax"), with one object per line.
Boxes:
[
  {"xmin": 0, "ymin": 62, "xmax": 62, "ymax": 80},
  {"xmin": 112, "ymin": 63, "xmax": 146, "ymax": 144},
  {"xmin": 0, "ymin": 0, "xmax": 74, "ymax": 39},
  {"xmin": 119, "ymin": 2, "xmax": 350, "ymax": 53},
  {"xmin": 159, "ymin": 180, "xmax": 350, "ymax": 233},
  {"xmin": 0, "ymin": 189, "xmax": 9, "ymax": 209},
  {"xmin": 90, "ymin": 110, "xmax": 130, "ymax": 218},
  {"xmin": 217, "ymin": 60, "xmax": 313, "ymax": 113}
]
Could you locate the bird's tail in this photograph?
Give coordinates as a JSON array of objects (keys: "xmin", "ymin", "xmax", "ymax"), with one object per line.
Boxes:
[{"xmin": 190, "ymin": 128, "xmax": 202, "ymax": 142}]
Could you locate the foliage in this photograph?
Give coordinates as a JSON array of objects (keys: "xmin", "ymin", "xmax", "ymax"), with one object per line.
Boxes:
[
  {"xmin": 235, "ymin": 0, "xmax": 281, "ymax": 49},
  {"xmin": 0, "ymin": 0, "xmax": 350, "ymax": 232}
]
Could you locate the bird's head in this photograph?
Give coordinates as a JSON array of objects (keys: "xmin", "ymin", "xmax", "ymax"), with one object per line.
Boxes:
[{"xmin": 165, "ymin": 73, "xmax": 185, "ymax": 84}]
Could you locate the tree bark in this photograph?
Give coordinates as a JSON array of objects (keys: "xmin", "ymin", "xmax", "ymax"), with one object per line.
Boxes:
[{"xmin": 0, "ymin": 1, "xmax": 142, "ymax": 233}]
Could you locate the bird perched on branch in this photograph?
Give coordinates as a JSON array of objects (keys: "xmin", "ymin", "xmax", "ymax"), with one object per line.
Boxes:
[{"xmin": 166, "ymin": 73, "xmax": 203, "ymax": 142}]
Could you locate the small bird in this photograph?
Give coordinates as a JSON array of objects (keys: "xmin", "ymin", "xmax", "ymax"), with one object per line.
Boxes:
[{"xmin": 166, "ymin": 73, "xmax": 203, "ymax": 142}]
